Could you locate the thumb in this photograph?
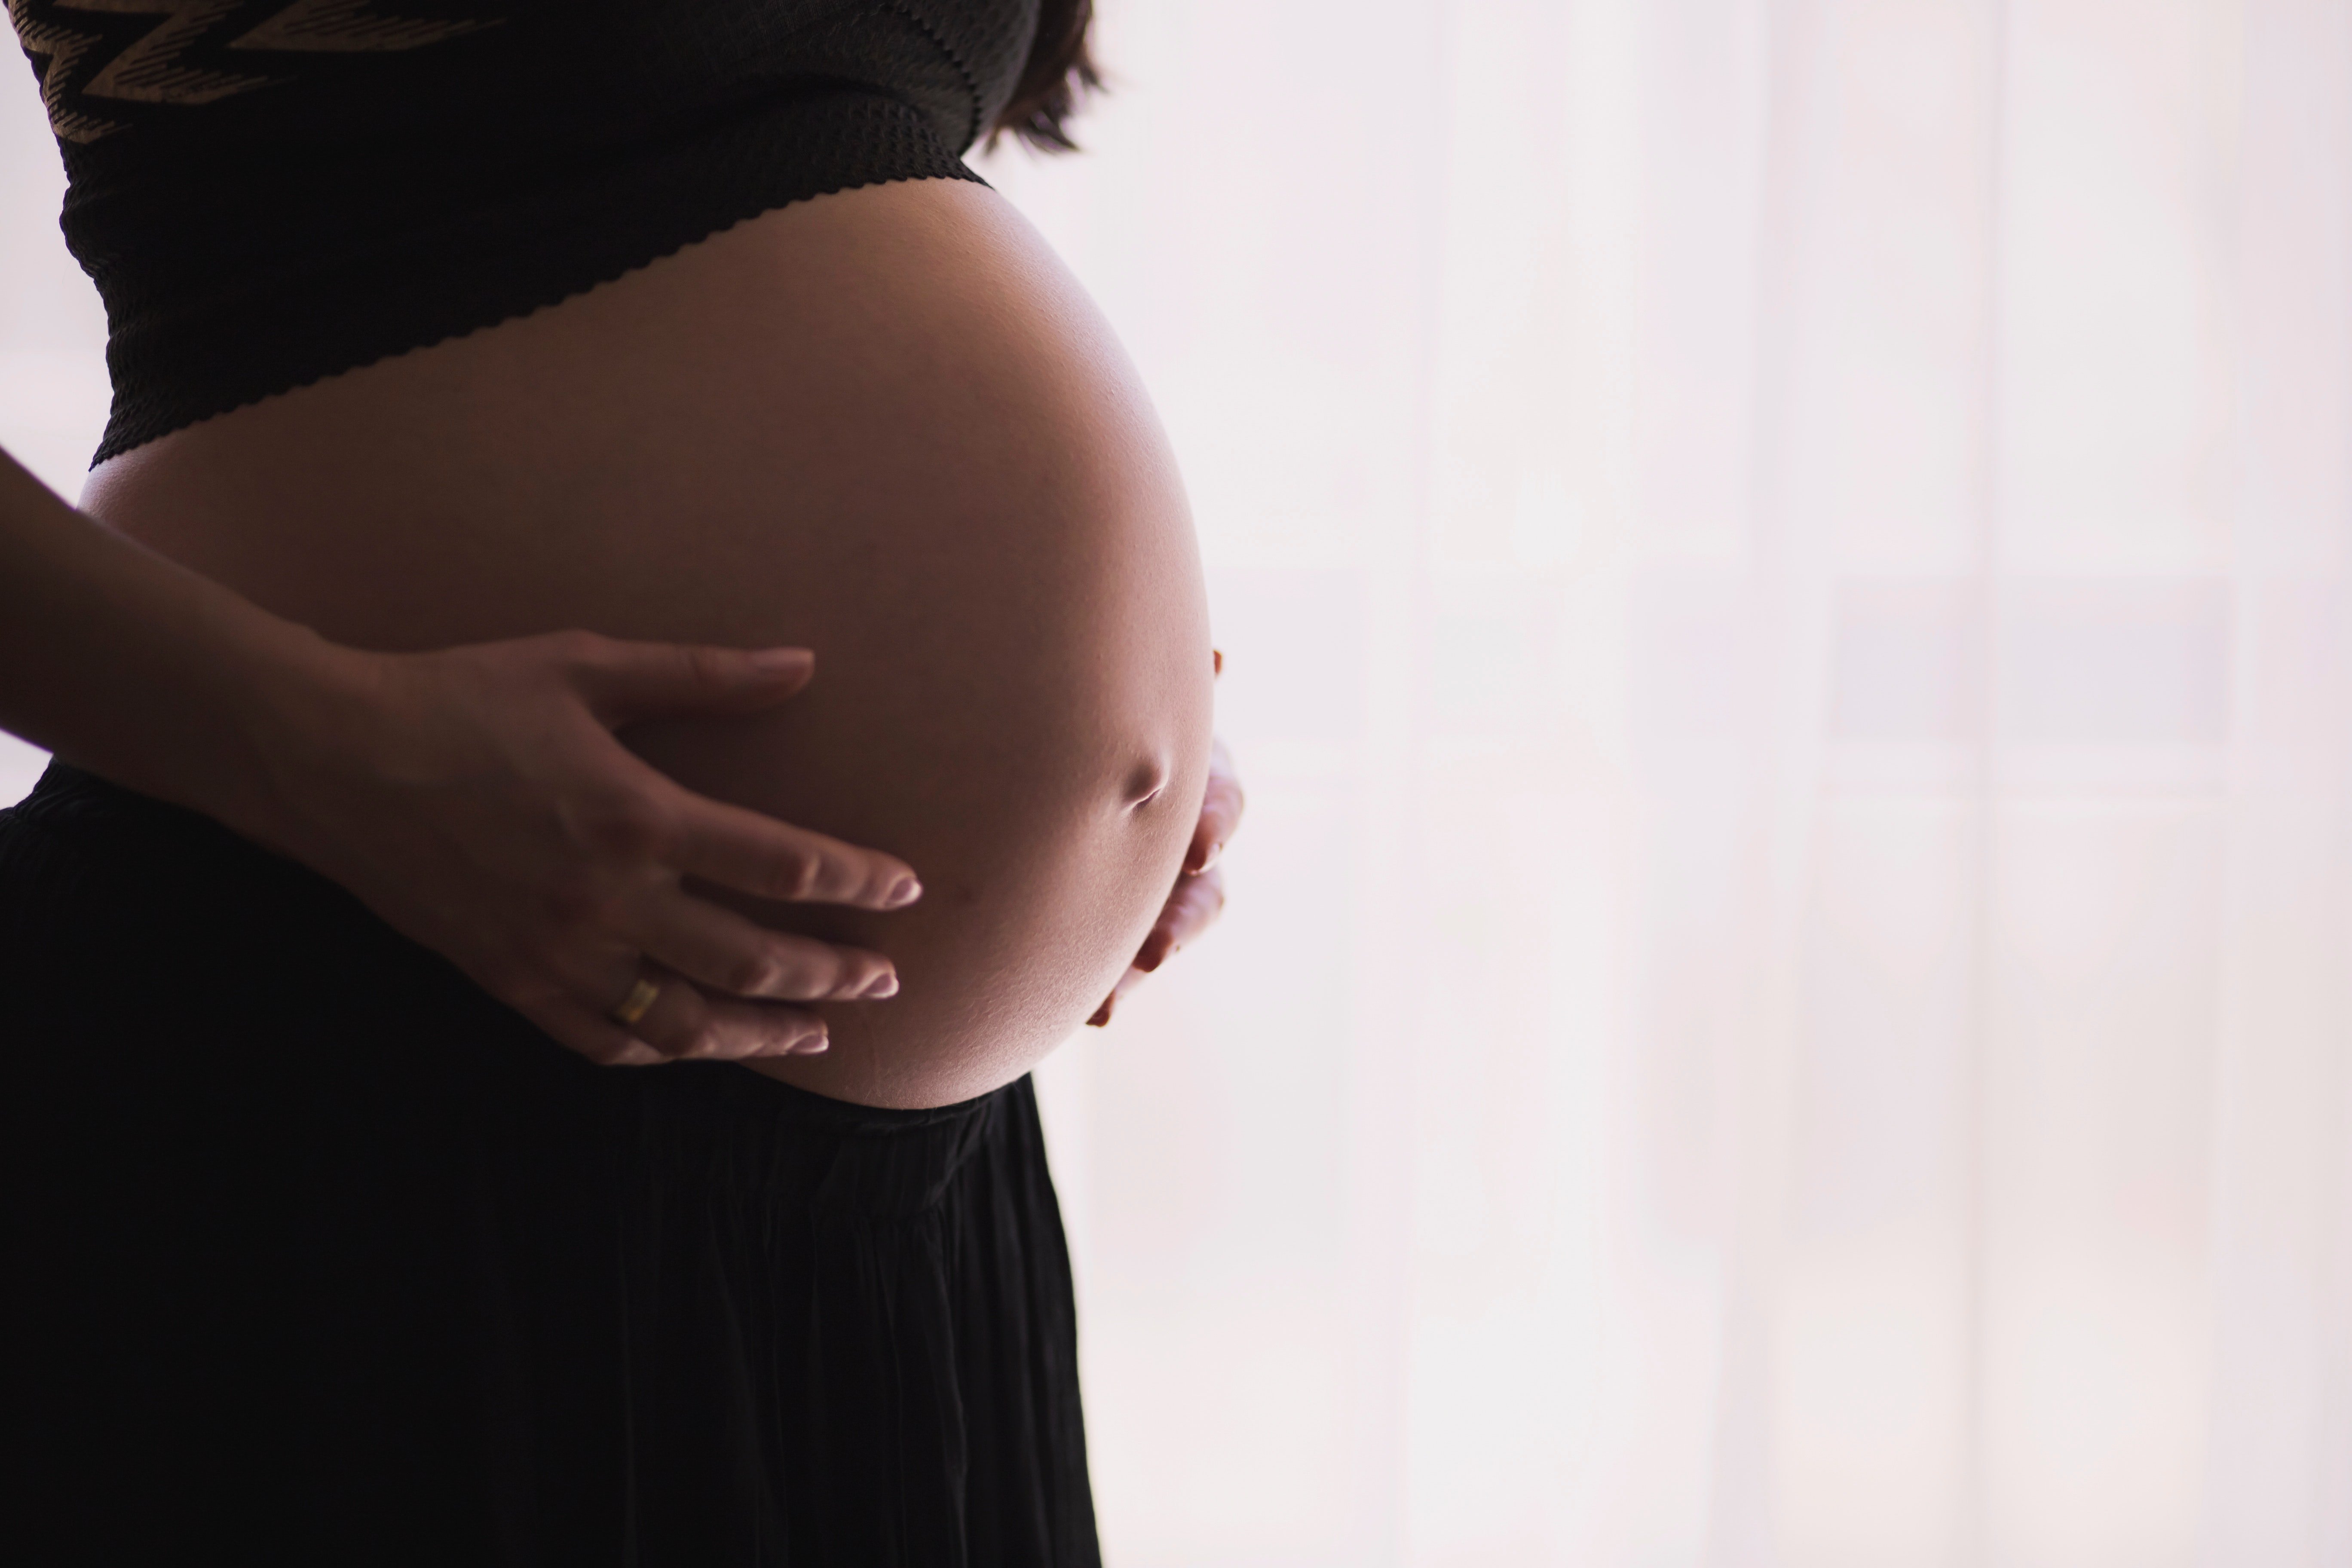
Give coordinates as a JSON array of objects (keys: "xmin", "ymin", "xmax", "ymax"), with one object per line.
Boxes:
[{"xmin": 569, "ymin": 639, "xmax": 815, "ymax": 726}]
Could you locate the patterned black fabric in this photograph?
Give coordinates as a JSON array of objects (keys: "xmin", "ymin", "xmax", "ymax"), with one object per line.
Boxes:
[
  {"xmin": 0, "ymin": 764, "xmax": 1101, "ymax": 1566},
  {"xmin": 3, "ymin": 0, "xmax": 1044, "ymax": 461}
]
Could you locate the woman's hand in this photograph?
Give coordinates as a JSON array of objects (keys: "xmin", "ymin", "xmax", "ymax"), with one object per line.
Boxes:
[
  {"xmin": 0, "ymin": 454, "xmax": 905, "ymax": 1066},
  {"xmin": 1087, "ymin": 733, "xmax": 1242, "ymax": 1028},
  {"xmin": 243, "ymin": 631, "xmax": 919, "ymax": 1068}
]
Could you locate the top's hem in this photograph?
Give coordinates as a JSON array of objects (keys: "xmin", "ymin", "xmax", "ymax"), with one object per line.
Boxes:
[{"xmin": 90, "ymin": 94, "xmax": 986, "ymax": 465}]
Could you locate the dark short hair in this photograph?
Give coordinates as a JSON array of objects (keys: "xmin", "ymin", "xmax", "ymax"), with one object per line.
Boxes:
[{"xmin": 992, "ymin": 0, "xmax": 1100, "ymax": 151}]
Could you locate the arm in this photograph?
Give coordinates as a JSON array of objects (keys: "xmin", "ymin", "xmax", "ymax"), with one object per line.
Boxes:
[{"xmin": 0, "ymin": 444, "xmax": 919, "ymax": 1064}]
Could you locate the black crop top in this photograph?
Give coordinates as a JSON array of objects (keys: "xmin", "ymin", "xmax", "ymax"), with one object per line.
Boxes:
[{"xmin": 7, "ymin": 0, "xmax": 1041, "ymax": 462}]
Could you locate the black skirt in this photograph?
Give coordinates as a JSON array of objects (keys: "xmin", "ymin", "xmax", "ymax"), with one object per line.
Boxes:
[{"xmin": 0, "ymin": 764, "xmax": 1099, "ymax": 1567}]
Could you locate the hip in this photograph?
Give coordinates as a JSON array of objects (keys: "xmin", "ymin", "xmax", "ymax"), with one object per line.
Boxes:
[{"xmin": 0, "ymin": 764, "xmax": 1098, "ymax": 1562}]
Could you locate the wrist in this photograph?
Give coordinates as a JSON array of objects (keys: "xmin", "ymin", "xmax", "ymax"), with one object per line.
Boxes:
[{"xmin": 188, "ymin": 613, "xmax": 386, "ymax": 855}]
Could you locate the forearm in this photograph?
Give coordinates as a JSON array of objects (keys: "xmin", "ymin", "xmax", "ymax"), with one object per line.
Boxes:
[{"xmin": 0, "ymin": 445, "xmax": 346, "ymax": 831}]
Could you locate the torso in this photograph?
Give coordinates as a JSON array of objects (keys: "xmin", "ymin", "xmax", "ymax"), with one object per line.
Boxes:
[{"xmin": 80, "ymin": 177, "xmax": 1215, "ymax": 1109}]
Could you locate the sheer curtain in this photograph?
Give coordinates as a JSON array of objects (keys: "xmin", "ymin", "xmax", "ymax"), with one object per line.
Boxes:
[
  {"xmin": 984, "ymin": 0, "xmax": 2352, "ymax": 1562},
  {"xmin": 7, "ymin": 2, "xmax": 2352, "ymax": 1563}
]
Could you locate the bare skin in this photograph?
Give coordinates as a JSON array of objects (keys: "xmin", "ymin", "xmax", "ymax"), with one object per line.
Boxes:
[
  {"xmin": 81, "ymin": 178, "xmax": 1219, "ymax": 1108},
  {"xmin": 0, "ymin": 444, "xmax": 925, "ymax": 1067}
]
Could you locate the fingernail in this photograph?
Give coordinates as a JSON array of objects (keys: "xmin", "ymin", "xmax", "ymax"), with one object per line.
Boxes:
[
  {"xmin": 1136, "ymin": 942, "xmax": 1170, "ymax": 974},
  {"xmin": 792, "ymin": 1029, "xmax": 830, "ymax": 1055},
  {"xmin": 884, "ymin": 877, "xmax": 922, "ymax": 909},
  {"xmin": 1086, "ymin": 1000, "xmax": 1112, "ymax": 1028},
  {"xmin": 858, "ymin": 972, "xmax": 899, "ymax": 1000},
  {"xmin": 1194, "ymin": 841, "xmax": 1222, "ymax": 876}
]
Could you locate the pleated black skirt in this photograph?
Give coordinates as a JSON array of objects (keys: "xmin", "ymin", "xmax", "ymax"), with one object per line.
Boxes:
[{"xmin": 0, "ymin": 764, "xmax": 1099, "ymax": 1567}]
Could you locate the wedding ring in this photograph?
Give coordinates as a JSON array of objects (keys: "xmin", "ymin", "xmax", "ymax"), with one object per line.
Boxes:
[{"xmin": 610, "ymin": 973, "xmax": 662, "ymax": 1028}]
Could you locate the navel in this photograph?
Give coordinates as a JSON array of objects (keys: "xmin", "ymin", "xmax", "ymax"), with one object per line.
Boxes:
[{"xmin": 1121, "ymin": 755, "xmax": 1170, "ymax": 811}]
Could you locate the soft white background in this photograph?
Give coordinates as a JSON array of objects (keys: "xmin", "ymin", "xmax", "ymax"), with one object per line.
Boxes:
[{"xmin": 8, "ymin": 2, "xmax": 2352, "ymax": 1563}]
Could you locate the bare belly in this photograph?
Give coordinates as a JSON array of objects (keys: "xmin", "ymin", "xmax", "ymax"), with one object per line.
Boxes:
[{"xmin": 79, "ymin": 179, "xmax": 1215, "ymax": 1109}]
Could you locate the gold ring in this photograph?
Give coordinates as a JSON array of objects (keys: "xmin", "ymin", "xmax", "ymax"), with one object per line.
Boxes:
[{"xmin": 610, "ymin": 974, "xmax": 662, "ymax": 1028}]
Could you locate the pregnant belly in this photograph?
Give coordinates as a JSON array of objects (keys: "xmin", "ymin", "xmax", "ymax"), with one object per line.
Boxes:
[{"xmin": 81, "ymin": 179, "xmax": 1215, "ymax": 1109}]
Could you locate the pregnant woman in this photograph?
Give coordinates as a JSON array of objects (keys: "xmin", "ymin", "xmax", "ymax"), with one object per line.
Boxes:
[{"xmin": 0, "ymin": 0, "xmax": 1236, "ymax": 1561}]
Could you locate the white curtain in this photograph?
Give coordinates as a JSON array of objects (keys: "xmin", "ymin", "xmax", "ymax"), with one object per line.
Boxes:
[{"xmin": 9, "ymin": 3, "xmax": 2352, "ymax": 1562}]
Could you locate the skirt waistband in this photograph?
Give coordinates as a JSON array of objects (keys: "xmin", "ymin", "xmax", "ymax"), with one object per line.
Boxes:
[{"xmin": 5, "ymin": 760, "xmax": 1011, "ymax": 1156}]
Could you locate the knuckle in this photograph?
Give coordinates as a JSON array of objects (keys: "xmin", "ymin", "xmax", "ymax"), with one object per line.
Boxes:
[
  {"xmin": 654, "ymin": 989, "xmax": 714, "ymax": 1056},
  {"xmin": 634, "ymin": 1020, "xmax": 687, "ymax": 1059},
  {"xmin": 627, "ymin": 998, "xmax": 679, "ymax": 1050},
  {"xmin": 688, "ymin": 1021, "xmax": 742, "ymax": 1059},
  {"xmin": 724, "ymin": 949, "xmax": 785, "ymax": 997},
  {"xmin": 540, "ymin": 871, "xmax": 622, "ymax": 932},
  {"xmin": 576, "ymin": 790, "xmax": 674, "ymax": 861},
  {"xmin": 766, "ymin": 848, "xmax": 820, "ymax": 902}
]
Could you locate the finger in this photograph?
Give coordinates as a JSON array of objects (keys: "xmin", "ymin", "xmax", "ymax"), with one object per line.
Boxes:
[
  {"xmin": 667, "ymin": 787, "xmax": 921, "ymax": 910},
  {"xmin": 562, "ymin": 634, "xmax": 817, "ymax": 727},
  {"xmin": 466, "ymin": 946, "xmax": 671, "ymax": 1066},
  {"xmin": 618, "ymin": 970, "xmax": 830, "ymax": 1061},
  {"xmin": 523, "ymin": 995, "xmax": 671, "ymax": 1067},
  {"xmin": 1184, "ymin": 739, "xmax": 1244, "ymax": 875},
  {"xmin": 1136, "ymin": 865, "xmax": 1228, "ymax": 974},
  {"xmin": 634, "ymin": 891, "xmax": 898, "ymax": 1002},
  {"xmin": 1089, "ymin": 954, "xmax": 1156, "ymax": 1027},
  {"xmin": 536, "ymin": 946, "xmax": 828, "ymax": 1062},
  {"xmin": 1089, "ymin": 863, "xmax": 1231, "ymax": 1029},
  {"xmin": 1095, "ymin": 951, "xmax": 1154, "ymax": 1022},
  {"xmin": 692, "ymin": 991, "xmax": 837, "ymax": 1060}
]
